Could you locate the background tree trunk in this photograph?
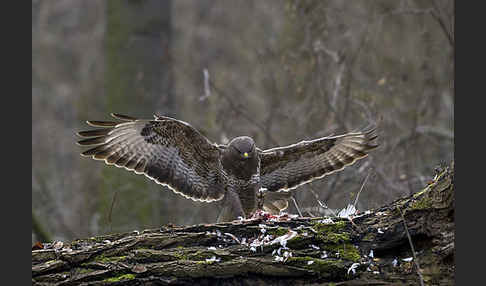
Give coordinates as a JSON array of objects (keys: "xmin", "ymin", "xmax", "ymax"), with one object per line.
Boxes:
[
  {"xmin": 32, "ymin": 163, "xmax": 454, "ymax": 285},
  {"xmin": 100, "ymin": 0, "xmax": 174, "ymax": 234}
]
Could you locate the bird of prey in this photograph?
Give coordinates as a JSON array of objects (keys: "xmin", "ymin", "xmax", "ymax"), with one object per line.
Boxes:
[{"xmin": 77, "ymin": 113, "xmax": 378, "ymax": 222}]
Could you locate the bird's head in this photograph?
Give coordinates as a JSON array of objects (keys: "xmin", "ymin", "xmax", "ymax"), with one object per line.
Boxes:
[
  {"xmin": 228, "ymin": 136, "xmax": 256, "ymax": 160},
  {"xmin": 222, "ymin": 136, "xmax": 259, "ymax": 179}
]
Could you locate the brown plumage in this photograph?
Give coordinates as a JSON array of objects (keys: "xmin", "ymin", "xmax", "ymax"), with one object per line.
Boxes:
[{"xmin": 77, "ymin": 113, "xmax": 378, "ymax": 222}]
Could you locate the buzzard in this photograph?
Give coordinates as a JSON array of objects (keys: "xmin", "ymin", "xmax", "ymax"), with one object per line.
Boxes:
[{"xmin": 77, "ymin": 113, "xmax": 378, "ymax": 222}]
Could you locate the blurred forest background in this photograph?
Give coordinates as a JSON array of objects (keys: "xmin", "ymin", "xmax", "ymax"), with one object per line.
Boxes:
[{"xmin": 32, "ymin": 0, "xmax": 454, "ymax": 244}]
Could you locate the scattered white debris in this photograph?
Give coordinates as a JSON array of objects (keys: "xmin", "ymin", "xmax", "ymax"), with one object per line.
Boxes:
[
  {"xmin": 279, "ymin": 212, "xmax": 299, "ymax": 219},
  {"xmin": 270, "ymin": 229, "xmax": 298, "ymax": 247},
  {"xmin": 392, "ymin": 258, "xmax": 398, "ymax": 267},
  {"xmin": 373, "ymin": 271, "xmax": 380, "ymax": 274},
  {"xmin": 347, "ymin": 263, "xmax": 360, "ymax": 275},
  {"xmin": 205, "ymin": 256, "xmax": 220, "ymax": 263},
  {"xmin": 321, "ymin": 251, "xmax": 328, "ymax": 259},
  {"xmin": 307, "ymin": 260, "xmax": 314, "ymax": 265},
  {"xmin": 53, "ymin": 241, "xmax": 64, "ymax": 250},
  {"xmin": 274, "ymin": 249, "xmax": 292, "ymax": 263},
  {"xmin": 402, "ymin": 257, "xmax": 413, "ymax": 262},
  {"xmin": 377, "ymin": 228, "xmax": 384, "ymax": 234},
  {"xmin": 309, "ymin": 244, "xmax": 320, "ymax": 250},
  {"xmin": 132, "ymin": 230, "xmax": 140, "ymax": 235},
  {"xmin": 364, "ymin": 210, "xmax": 372, "ymax": 215},
  {"xmin": 224, "ymin": 232, "xmax": 240, "ymax": 244},
  {"xmin": 207, "ymin": 246, "xmax": 217, "ymax": 251},
  {"xmin": 368, "ymin": 250, "xmax": 374, "ymax": 258},
  {"xmin": 283, "ymin": 250, "xmax": 293, "ymax": 260},
  {"xmin": 250, "ymin": 239, "xmax": 262, "ymax": 251},
  {"xmin": 320, "ymin": 218, "xmax": 335, "ymax": 224},
  {"xmin": 338, "ymin": 204, "xmax": 357, "ymax": 218}
]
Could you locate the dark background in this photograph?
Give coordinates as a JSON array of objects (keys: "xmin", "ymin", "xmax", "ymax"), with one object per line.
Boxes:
[{"xmin": 32, "ymin": 0, "xmax": 454, "ymax": 244}]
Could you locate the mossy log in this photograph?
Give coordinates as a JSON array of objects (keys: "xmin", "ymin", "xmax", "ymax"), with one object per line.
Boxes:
[{"xmin": 32, "ymin": 163, "xmax": 454, "ymax": 285}]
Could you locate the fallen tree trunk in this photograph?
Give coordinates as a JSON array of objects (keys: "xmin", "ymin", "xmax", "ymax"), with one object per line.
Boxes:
[{"xmin": 32, "ymin": 163, "xmax": 454, "ymax": 285}]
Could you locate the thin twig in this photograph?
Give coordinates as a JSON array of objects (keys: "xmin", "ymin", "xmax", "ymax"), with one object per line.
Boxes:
[
  {"xmin": 308, "ymin": 186, "xmax": 337, "ymax": 217},
  {"xmin": 291, "ymin": 196, "xmax": 303, "ymax": 217},
  {"xmin": 108, "ymin": 190, "xmax": 119, "ymax": 233},
  {"xmin": 353, "ymin": 170, "xmax": 372, "ymax": 208},
  {"xmin": 430, "ymin": 0, "xmax": 454, "ymax": 46},
  {"xmin": 199, "ymin": 68, "xmax": 211, "ymax": 101},
  {"xmin": 397, "ymin": 206, "xmax": 424, "ymax": 286},
  {"xmin": 385, "ymin": 6, "xmax": 454, "ymax": 47},
  {"xmin": 209, "ymin": 79, "xmax": 279, "ymax": 146},
  {"xmin": 306, "ymin": 210, "xmax": 315, "ymax": 218}
]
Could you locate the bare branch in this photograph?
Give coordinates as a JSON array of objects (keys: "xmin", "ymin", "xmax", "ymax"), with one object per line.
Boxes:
[
  {"xmin": 353, "ymin": 170, "xmax": 372, "ymax": 209},
  {"xmin": 398, "ymin": 206, "xmax": 425, "ymax": 286},
  {"xmin": 199, "ymin": 68, "xmax": 211, "ymax": 101},
  {"xmin": 209, "ymin": 79, "xmax": 280, "ymax": 146},
  {"xmin": 291, "ymin": 196, "xmax": 303, "ymax": 217}
]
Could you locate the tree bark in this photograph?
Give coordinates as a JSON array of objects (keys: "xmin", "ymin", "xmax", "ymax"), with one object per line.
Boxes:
[{"xmin": 32, "ymin": 163, "xmax": 454, "ymax": 285}]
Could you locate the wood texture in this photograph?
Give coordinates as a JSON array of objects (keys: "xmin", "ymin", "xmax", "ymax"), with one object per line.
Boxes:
[{"xmin": 32, "ymin": 163, "xmax": 454, "ymax": 285}]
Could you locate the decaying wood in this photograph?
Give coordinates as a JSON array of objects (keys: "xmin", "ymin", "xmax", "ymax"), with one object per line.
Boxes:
[{"xmin": 32, "ymin": 163, "xmax": 454, "ymax": 285}]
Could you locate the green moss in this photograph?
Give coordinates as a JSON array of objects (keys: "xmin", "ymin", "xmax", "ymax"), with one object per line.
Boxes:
[
  {"xmin": 287, "ymin": 257, "xmax": 346, "ymax": 277},
  {"xmin": 75, "ymin": 267, "xmax": 94, "ymax": 274},
  {"xmin": 267, "ymin": 227, "xmax": 290, "ymax": 237},
  {"xmin": 323, "ymin": 232, "xmax": 350, "ymax": 244},
  {"xmin": 103, "ymin": 273, "xmax": 135, "ymax": 282},
  {"xmin": 410, "ymin": 196, "xmax": 433, "ymax": 210},
  {"xmin": 308, "ymin": 220, "xmax": 361, "ymax": 262},
  {"xmin": 286, "ymin": 234, "xmax": 310, "ymax": 249},
  {"xmin": 173, "ymin": 249, "xmax": 211, "ymax": 261},
  {"xmin": 134, "ymin": 248, "xmax": 229, "ymax": 264},
  {"xmin": 322, "ymin": 243, "xmax": 361, "ymax": 262},
  {"xmin": 95, "ymin": 254, "xmax": 127, "ymax": 263},
  {"xmin": 361, "ymin": 233, "xmax": 375, "ymax": 242},
  {"xmin": 313, "ymin": 220, "xmax": 350, "ymax": 243},
  {"xmin": 313, "ymin": 220, "xmax": 347, "ymax": 233},
  {"xmin": 412, "ymin": 187, "xmax": 428, "ymax": 199}
]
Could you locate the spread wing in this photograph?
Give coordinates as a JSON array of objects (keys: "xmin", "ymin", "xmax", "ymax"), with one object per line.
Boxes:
[
  {"xmin": 259, "ymin": 128, "xmax": 378, "ymax": 193},
  {"xmin": 77, "ymin": 113, "xmax": 226, "ymax": 202}
]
